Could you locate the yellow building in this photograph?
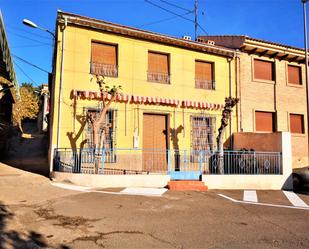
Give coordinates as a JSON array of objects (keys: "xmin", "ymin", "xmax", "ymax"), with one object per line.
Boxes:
[{"xmin": 49, "ymin": 11, "xmax": 236, "ymax": 178}]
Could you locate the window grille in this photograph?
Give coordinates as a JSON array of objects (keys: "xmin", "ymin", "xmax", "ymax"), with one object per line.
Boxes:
[
  {"xmin": 191, "ymin": 115, "xmax": 216, "ymax": 162},
  {"xmin": 85, "ymin": 108, "xmax": 117, "ymax": 162}
]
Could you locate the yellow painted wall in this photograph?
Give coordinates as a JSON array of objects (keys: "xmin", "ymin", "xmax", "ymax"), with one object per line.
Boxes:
[{"xmin": 50, "ymin": 24, "xmax": 236, "ymax": 154}]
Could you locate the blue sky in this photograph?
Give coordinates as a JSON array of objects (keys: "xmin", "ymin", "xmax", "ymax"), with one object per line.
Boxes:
[{"xmin": 0, "ymin": 0, "xmax": 307, "ymax": 86}]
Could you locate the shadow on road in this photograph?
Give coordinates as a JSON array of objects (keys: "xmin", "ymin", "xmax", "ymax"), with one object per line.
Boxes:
[{"xmin": 0, "ymin": 201, "xmax": 70, "ymax": 248}]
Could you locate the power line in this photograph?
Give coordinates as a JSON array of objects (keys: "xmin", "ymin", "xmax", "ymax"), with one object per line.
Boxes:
[
  {"xmin": 11, "ymin": 44, "xmax": 52, "ymax": 49},
  {"xmin": 145, "ymin": 0, "xmax": 194, "ymax": 23},
  {"xmin": 14, "ymin": 61, "xmax": 38, "ymax": 85},
  {"xmin": 158, "ymin": 0, "xmax": 191, "ymax": 12},
  {"xmin": 144, "ymin": 0, "xmax": 208, "ymax": 36},
  {"xmin": 12, "ymin": 54, "xmax": 50, "ymax": 74},
  {"xmin": 139, "ymin": 10, "xmax": 193, "ymax": 28},
  {"xmin": 7, "ymin": 30, "xmax": 53, "ymax": 46},
  {"xmin": 7, "ymin": 25, "xmax": 51, "ymax": 40}
]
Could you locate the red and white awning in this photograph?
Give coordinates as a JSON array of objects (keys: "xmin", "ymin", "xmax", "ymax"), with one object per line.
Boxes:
[
  {"xmin": 72, "ymin": 90, "xmax": 224, "ymax": 110},
  {"xmin": 72, "ymin": 90, "xmax": 130, "ymax": 102}
]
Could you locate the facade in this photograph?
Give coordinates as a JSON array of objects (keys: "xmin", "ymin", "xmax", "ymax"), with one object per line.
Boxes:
[
  {"xmin": 0, "ymin": 11, "xmax": 19, "ymax": 154},
  {"xmin": 49, "ymin": 11, "xmax": 237, "ymax": 173},
  {"xmin": 200, "ymin": 35, "xmax": 308, "ymax": 168}
]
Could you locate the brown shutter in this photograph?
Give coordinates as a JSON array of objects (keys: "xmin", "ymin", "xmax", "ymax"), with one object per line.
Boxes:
[
  {"xmin": 148, "ymin": 52, "xmax": 168, "ymax": 74},
  {"xmin": 195, "ymin": 61, "xmax": 213, "ymax": 81},
  {"xmin": 254, "ymin": 59, "xmax": 273, "ymax": 81},
  {"xmin": 288, "ymin": 65, "xmax": 301, "ymax": 85},
  {"xmin": 255, "ymin": 111, "xmax": 274, "ymax": 132},
  {"xmin": 290, "ymin": 114, "xmax": 304, "ymax": 133},
  {"xmin": 91, "ymin": 42, "xmax": 117, "ymax": 65}
]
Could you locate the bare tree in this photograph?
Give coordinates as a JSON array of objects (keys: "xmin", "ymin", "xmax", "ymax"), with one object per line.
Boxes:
[
  {"xmin": 87, "ymin": 75, "xmax": 122, "ymax": 172},
  {"xmin": 216, "ymin": 97, "xmax": 239, "ymax": 174}
]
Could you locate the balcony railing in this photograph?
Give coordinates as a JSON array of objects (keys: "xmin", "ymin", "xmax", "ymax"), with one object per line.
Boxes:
[
  {"xmin": 90, "ymin": 62, "xmax": 118, "ymax": 77},
  {"xmin": 195, "ymin": 79, "xmax": 215, "ymax": 90},
  {"xmin": 147, "ymin": 71, "xmax": 170, "ymax": 84}
]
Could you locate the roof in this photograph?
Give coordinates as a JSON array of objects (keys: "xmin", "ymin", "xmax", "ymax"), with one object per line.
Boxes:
[
  {"xmin": 56, "ymin": 11, "xmax": 235, "ymax": 58},
  {"xmin": 199, "ymin": 35, "xmax": 306, "ymax": 63},
  {"xmin": 0, "ymin": 11, "xmax": 19, "ymax": 99}
]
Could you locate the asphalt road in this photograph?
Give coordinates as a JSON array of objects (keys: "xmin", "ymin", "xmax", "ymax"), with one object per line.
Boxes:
[{"xmin": 0, "ymin": 163, "xmax": 309, "ymax": 249}]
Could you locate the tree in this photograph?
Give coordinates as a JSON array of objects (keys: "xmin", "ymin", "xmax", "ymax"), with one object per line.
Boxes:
[
  {"xmin": 216, "ymin": 97, "xmax": 239, "ymax": 174},
  {"xmin": 13, "ymin": 83, "xmax": 39, "ymax": 133},
  {"xmin": 87, "ymin": 75, "xmax": 122, "ymax": 172}
]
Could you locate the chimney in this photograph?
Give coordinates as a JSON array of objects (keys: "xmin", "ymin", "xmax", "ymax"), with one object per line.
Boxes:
[{"xmin": 182, "ymin": 35, "xmax": 192, "ymax": 41}]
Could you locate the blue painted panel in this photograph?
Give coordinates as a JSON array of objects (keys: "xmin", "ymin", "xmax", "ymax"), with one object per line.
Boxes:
[{"xmin": 170, "ymin": 171, "xmax": 200, "ymax": 180}]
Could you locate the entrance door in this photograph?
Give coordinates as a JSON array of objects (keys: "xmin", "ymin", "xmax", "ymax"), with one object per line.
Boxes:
[{"xmin": 143, "ymin": 114, "xmax": 168, "ymax": 172}]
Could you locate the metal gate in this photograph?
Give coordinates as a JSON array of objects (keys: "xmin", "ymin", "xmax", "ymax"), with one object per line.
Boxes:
[{"xmin": 168, "ymin": 150, "xmax": 203, "ymax": 180}]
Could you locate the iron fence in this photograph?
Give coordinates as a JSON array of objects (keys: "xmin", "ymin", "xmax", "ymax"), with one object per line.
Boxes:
[{"xmin": 53, "ymin": 148, "xmax": 282, "ymax": 175}]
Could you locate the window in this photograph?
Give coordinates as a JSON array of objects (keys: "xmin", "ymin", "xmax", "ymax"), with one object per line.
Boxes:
[
  {"xmin": 191, "ymin": 116, "xmax": 215, "ymax": 157},
  {"xmin": 195, "ymin": 60, "xmax": 215, "ymax": 90},
  {"xmin": 147, "ymin": 51, "xmax": 170, "ymax": 84},
  {"xmin": 91, "ymin": 41, "xmax": 118, "ymax": 77},
  {"xmin": 255, "ymin": 111, "xmax": 275, "ymax": 132},
  {"xmin": 254, "ymin": 59, "xmax": 274, "ymax": 81},
  {"xmin": 86, "ymin": 108, "xmax": 117, "ymax": 162},
  {"xmin": 290, "ymin": 114, "xmax": 304, "ymax": 134},
  {"xmin": 288, "ymin": 65, "xmax": 302, "ymax": 85}
]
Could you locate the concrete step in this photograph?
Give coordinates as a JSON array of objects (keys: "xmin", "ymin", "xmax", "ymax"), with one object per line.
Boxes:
[{"xmin": 167, "ymin": 180, "xmax": 208, "ymax": 191}]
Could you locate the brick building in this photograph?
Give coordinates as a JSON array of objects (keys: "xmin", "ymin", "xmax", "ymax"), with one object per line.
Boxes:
[{"xmin": 200, "ymin": 35, "xmax": 308, "ymax": 168}]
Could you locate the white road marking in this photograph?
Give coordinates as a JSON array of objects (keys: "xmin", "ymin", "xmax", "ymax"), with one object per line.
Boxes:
[
  {"xmin": 51, "ymin": 182, "xmax": 92, "ymax": 192},
  {"xmin": 51, "ymin": 182, "xmax": 167, "ymax": 197},
  {"xmin": 283, "ymin": 191, "xmax": 309, "ymax": 208},
  {"xmin": 243, "ymin": 190, "xmax": 258, "ymax": 202},
  {"xmin": 120, "ymin": 187, "xmax": 168, "ymax": 197},
  {"xmin": 218, "ymin": 194, "xmax": 309, "ymax": 211}
]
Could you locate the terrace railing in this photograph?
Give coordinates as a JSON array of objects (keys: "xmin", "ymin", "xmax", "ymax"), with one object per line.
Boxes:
[{"xmin": 53, "ymin": 148, "xmax": 282, "ymax": 175}]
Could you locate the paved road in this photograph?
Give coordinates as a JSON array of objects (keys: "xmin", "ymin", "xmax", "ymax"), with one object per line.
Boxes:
[{"xmin": 0, "ymin": 163, "xmax": 309, "ymax": 249}]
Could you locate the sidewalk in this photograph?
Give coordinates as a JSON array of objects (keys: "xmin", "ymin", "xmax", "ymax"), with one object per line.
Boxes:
[{"xmin": 0, "ymin": 162, "xmax": 76, "ymax": 205}]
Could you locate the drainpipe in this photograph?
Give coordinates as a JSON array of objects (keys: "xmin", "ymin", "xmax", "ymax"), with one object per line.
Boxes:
[
  {"xmin": 235, "ymin": 50, "xmax": 242, "ymax": 132},
  {"xmin": 227, "ymin": 57, "xmax": 233, "ymax": 149},
  {"xmin": 56, "ymin": 17, "xmax": 67, "ymax": 149}
]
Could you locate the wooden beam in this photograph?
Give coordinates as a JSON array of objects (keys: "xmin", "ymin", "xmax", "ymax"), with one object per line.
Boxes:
[
  {"xmin": 289, "ymin": 56, "xmax": 299, "ymax": 63},
  {"xmin": 259, "ymin": 50, "xmax": 269, "ymax": 57},
  {"xmin": 298, "ymin": 58, "xmax": 305, "ymax": 64},
  {"xmin": 279, "ymin": 54, "xmax": 289, "ymax": 61},
  {"xmin": 269, "ymin": 52, "xmax": 279, "ymax": 59},
  {"xmin": 248, "ymin": 48, "xmax": 258, "ymax": 55}
]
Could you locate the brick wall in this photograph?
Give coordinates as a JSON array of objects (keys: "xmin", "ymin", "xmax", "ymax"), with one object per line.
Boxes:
[{"xmin": 238, "ymin": 52, "xmax": 308, "ymax": 168}]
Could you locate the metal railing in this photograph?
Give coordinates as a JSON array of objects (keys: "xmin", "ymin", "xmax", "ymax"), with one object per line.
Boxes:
[
  {"xmin": 54, "ymin": 148, "xmax": 282, "ymax": 175},
  {"xmin": 147, "ymin": 71, "xmax": 170, "ymax": 84},
  {"xmin": 195, "ymin": 79, "xmax": 216, "ymax": 90},
  {"xmin": 90, "ymin": 62, "xmax": 118, "ymax": 77}
]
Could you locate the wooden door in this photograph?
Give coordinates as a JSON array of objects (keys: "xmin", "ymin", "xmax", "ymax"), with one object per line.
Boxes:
[{"xmin": 143, "ymin": 114, "xmax": 168, "ymax": 172}]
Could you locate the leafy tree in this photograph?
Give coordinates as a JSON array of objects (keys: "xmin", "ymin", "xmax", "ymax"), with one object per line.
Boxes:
[
  {"xmin": 13, "ymin": 83, "xmax": 39, "ymax": 132},
  {"xmin": 216, "ymin": 97, "xmax": 239, "ymax": 174}
]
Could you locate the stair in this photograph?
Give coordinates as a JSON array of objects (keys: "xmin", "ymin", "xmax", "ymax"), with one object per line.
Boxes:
[{"xmin": 167, "ymin": 180, "xmax": 208, "ymax": 191}]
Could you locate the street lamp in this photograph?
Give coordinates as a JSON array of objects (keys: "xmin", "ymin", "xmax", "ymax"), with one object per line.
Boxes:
[
  {"xmin": 301, "ymin": 0, "xmax": 309, "ymax": 160},
  {"xmin": 22, "ymin": 19, "xmax": 56, "ymax": 39}
]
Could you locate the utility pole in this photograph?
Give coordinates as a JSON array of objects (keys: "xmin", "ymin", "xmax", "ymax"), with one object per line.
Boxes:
[
  {"xmin": 302, "ymin": 0, "xmax": 309, "ymax": 160},
  {"xmin": 194, "ymin": 0, "xmax": 198, "ymax": 40}
]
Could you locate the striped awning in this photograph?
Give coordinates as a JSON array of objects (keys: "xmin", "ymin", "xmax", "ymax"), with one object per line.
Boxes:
[{"xmin": 72, "ymin": 90, "xmax": 224, "ymax": 110}]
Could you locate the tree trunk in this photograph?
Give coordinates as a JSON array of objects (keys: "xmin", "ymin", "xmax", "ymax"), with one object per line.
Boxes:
[{"xmin": 217, "ymin": 128, "xmax": 224, "ymax": 174}]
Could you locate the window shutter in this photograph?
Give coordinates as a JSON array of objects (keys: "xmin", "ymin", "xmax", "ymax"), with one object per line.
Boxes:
[
  {"xmin": 195, "ymin": 61, "xmax": 213, "ymax": 81},
  {"xmin": 148, "ymin": 52, "xmax": 168, "ymax": 74},
  {"xmin": 254, "ymin": 59, "xmax": 273, "ymax": 81},
  {"xmin": 290, "ymin": 114, "xmax": 304, "ymax": 133},
  {"xmin": 288, "ymin": 65, "xmax": 301, "ymax": 85},
  {"xmin": 91, "ymin": 42, "xmax": 117, "ymax": 65},
  {"xmin": 255, "ymin": 111, "xmax": 274, "ymax": 132}
]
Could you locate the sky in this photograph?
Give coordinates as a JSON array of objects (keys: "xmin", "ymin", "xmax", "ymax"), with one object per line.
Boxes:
[{"xmin": 0, "ymin": 0, "xmax": 307, "ymax": 86}]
